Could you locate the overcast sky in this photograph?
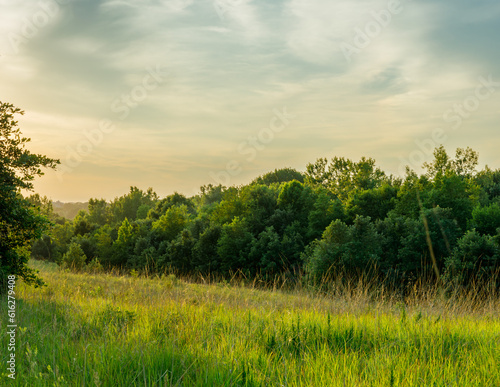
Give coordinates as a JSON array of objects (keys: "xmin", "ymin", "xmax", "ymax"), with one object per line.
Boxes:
[{"xmin": 1, "ymin": 0, "xmax": 499, "ymax": 201}]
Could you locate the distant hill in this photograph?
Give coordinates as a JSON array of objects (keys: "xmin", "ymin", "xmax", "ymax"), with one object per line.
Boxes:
[{"xmin": 52, "ymin": 201, "xmax": 89, "ymax": 220}]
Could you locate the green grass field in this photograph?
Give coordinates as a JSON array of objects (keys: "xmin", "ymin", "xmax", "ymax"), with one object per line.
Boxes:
[{"xmin": 1, "ymin": 261, "xmax": 500, "ymax": 386}]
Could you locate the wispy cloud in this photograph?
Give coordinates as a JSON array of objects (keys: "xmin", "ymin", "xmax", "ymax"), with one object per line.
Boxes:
[{"xmin": 0, "ymin": 0, "xmax": 499, "ymax": 200}]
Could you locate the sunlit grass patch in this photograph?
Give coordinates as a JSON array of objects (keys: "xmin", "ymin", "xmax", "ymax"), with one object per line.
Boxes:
[{"xmin": 1, "ymin": 260, "xmax": 499, "ymax": 386}]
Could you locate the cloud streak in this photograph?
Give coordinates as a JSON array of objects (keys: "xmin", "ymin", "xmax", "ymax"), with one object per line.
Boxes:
[{"xmin": 0, "ymin": 0, "xmax": 499, "ymax": 200}]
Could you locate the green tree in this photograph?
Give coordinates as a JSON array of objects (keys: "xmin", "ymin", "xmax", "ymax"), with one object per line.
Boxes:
[
  {"xmin": 277, "ymin": 180, "xmax": 314, "ymax": 228},
  {"xmin": 280, "ymin": 221, "xmax": 305, "ymax": 270},
  {"xmin": 151, "ymin": 205, "xmax": 191, "ymax": 242},
  {"xmin": 240, "ymin": 184, "xmax": 278, "ymax": 234},
  {"xmin": 208, "ymin": 187, "xmax": 245, "ymax": 226},
  {"xmin": 73, "ymin": 210, "xmax": 94, "ymax": 236},
  {"xmin": 474, "ymin": 166, "xmax": 500, "ymax": 204},
  {"xmin": 305, "ymin": 219, "xmax": 351, "ymax": 280},
  {"xmin": 305, "ymin": 156, "xmax": 386, "ymax": 201},
  {"xmin": 445, "ymin": 230, "xmax": 499, "ymax": 284},
  {"xmin": 393, "ymin": 170, "xmax": 432, "ymax": 219},
  {"xmin": 469, "ymin": 203, "xmax": 500, "ymax": 235},
  {"xmin": 109, "ymin": 186, "xmax": 158, "ymax": 224},
  {"xmin": 27, "ymin": 194, "xmax": 60, "ymax": 223},
  {"xmin": 165, "ymin": 230, "xmax": 195, "ymax": 273},
  {"xmin": 0, "ymin": 102, "xmax": 59, "ymax": 291},
  {"xmin": 192, "ymin": 224, "xmax": 222, "ymax": 273},
  {"xmin": 147, "ymin": 192, "xmax": 193, "ymax": 220},
  {"xmin": 136, "ymin": 204, "xmax": 150, "ymax": 220},
  {"xmin": 116, "ymin": 218, "xmax": 133, "ymax": 246},
  {"xmin": 62, "ymin": 242, "xmax": 87, "ymax": 271},
  {"xmin": 307, "ymin": 187, "xmax": 345, "ymax": 241},
  {"xmin": 394, "ymin": 149, "xmax": 479, "ymax": 231},
  {"xmin": 376, "ymin": 213, "xmax": 422, "ymax": 280},
  {"xmin": 427, "ymin": 173, "xmax": 479, "ymax": 230},
  {"xmin": 306, "ymin": 216, "xmax": 383, "ymax": 281},
  {"xmin": 217, "ymin": 217, "xmax": 253, "ymax": 273},
  {"xmin": 423, "ymin": 145, "xmax": 478, "ymax": 180},
  {"xmin": 94, "ymin": 225, "xmax": 114, "ymax": 265},
  {"xmin": 198, "ymin": 184, "xmax": 225, "ymax": 208},
  {"xmin": 248, "ymin": 226, "xmax": 282, "ymax": 275},
  {"xmin": 252, "ymin": 167, "xmax": 305, "ymax": 185},
  {"xmin": 110, "ymin": 218, "xmax": 136, "ymax": 266},
  {"xmin": 345, "ymin": 183, "xmax": 398, "ymax": 222},
  {"xmin": 377, "ymin": 207, "xmax": 461, "ymax": 282},
  {"xmin": 88, "ymin": 198, "xmax": 109, "ymax": 226},
  {"xmin": 48, "ymin": 221, "xmax": 74, "ymax": 262},
  {"xmin": 71, "ymin": 234, "xmax": 98, "ymax": 262},
  {"xmin": 31, "ymin": 234, "xmax": 56, "ymax": 261}
]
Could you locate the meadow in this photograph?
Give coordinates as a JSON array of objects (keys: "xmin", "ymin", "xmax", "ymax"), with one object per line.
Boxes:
[{"xmin": 1, "ymin": 260, "xmax": 500, "ymax": 386}]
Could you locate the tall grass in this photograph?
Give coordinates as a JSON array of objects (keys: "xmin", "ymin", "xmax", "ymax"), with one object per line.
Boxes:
[{"xmin": 1, "ymin": 260, "xmax": 499, "ymax": 386}]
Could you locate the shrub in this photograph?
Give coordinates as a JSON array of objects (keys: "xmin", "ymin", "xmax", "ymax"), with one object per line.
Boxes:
[
  {"xmin": 62, "ymin": 242, "xmax": 87, "ymax": 271},
  {"xmin": 444, "ymin": 230, "xmax": 499, "ymax": 284},
  {"xmin": 469, "ymin": 203, "xmax": 500, "ymax": 235},
  {"xmin": 248, "ymin": 226, "xmax": 282, "ymax": 275},
  {"xmin": 306, "ymin": 216, "xmax": 382, "ymax": 281},
  {"xmin": 86, "ymin": 258, "xmax": 103, "ymax": 274},
  {"xmin": 31, "ymin": 234, "xmax": 56, "ymax": 261},
  {"xmin": 192, "ymin": 224, "xmax": 222, "ymax": 273},
  {"xmin": 376, "ymin": 207, "xmax": 461, "ymax": 282},
  {"xmin": 307, "ymin": 188, "xmax": 345, "ymax": 241},
  {"xmin": 165, "ymin": 230, "xmax": 195, "ymax": 273},
  {"xmin": 217, "ymin": 217, "xmax": 253, "ymax": 273}
]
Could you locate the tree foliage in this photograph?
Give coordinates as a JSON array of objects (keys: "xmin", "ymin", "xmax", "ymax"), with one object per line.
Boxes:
[
  {"xmin": 24, "ymin": 142, "xmax": 500, "ymax": 289},
  {"xmin": 0, "ymin": 102, "xmax": 59, "ymax": 291}
]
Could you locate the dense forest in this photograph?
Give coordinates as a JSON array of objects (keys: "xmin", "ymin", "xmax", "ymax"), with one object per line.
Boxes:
[{"xmin": 30, "ymin": 146, "xmax": 500, "ymax": 288}]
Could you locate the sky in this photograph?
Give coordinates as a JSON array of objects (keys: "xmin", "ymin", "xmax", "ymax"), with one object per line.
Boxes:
[{"xmin": 1, "ymin": 0, "xmax": 499, "ymax": 202}]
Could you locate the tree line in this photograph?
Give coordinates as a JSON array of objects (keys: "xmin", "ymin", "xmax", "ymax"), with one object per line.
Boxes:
[
  {"xmin": 2, "ymin": 101, "xmax": 499, "ymax": 291},
  {"xmin": 31, "ymin": 147, "xmax": 500, "ymax": 288}
]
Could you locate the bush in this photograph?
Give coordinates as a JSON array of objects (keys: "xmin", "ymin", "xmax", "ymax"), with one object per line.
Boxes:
[
  {"xmin": 152, "ymin": 205, "xmax": 191, "ymax": 242},
  {"xmin": 71, "ymin": 235, "xmax": 98, "ymax": 262},
  {"xmin": 217, "ymin": 217, "xmax": 253, "ymax": 273},
  {"xmin": 277, "ymin": 180, "xmax": 314, "ymax": 228},
  {"xmin": 416, "ymin": 207, "xmax": 461, "ymax": 272},
  {"xmin": 306, "ymin": 216, "xmax": 382, "ymax": 281},
  {"xmin": 280, "ymin": 221, "xmax": 305, "ymax": 270},
  {"xmin": 31, "ymin": 234, "xmax": 56, "ymax": 261},
  {"xmin": 192, "ymin": 224, "xmax": 222, "ymax": 273},
  {"xmin": 248, "ymin": 226, "xmax": 282, "ymax": 275},
  {"xmin": 85, "ymin": 258, "xmax": 103, "ymax": 274},
  {"xmin": 307, "ymin": 188, "xmax": 345, "ymax": 241},
  {"xmin": 345, "ymin": 184, "xmax": 397, "ymax": 223},
  {"xmin": 469, "ymin": 203, "xmax": 500, "ymax": 235},
  {"xmin": 444, "ymin": 230, "xmax": 499, "ymax": 284},
  {"xmin": 376, "ymin": 207, "xmax": 461, "ymax": 282},
  {"xmin": 62, "ymin": 242, "xmax": 87, "ymax": 271},
  {"xmin": 165, "ymin": 230, "xmax": 195, "ymax": 273},
  {"xmin": 376, "ymin": 213, "xmax": 421, "ymax": 278}
]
